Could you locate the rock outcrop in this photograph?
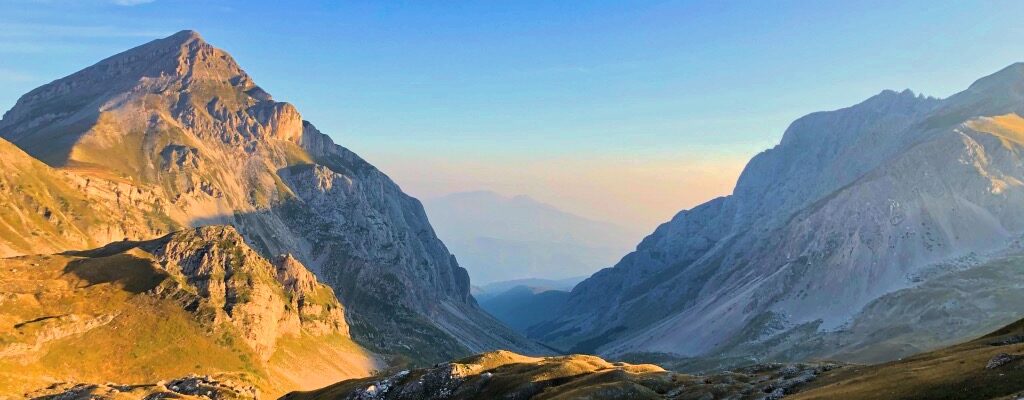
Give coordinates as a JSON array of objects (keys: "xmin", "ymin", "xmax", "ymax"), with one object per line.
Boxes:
[
  {"xmin": 0, "ymin": 30, "xmax": 544, "ymax": 363},
  {"xmin": 121, "ymin": 226, "xmax": 349, "ymax": 359},
  {"xmin": 0, "ymin": 226, "xmax": 376, "ymax": 397},
  {"xmin": 283, "ymin": 350, "xmax": 839, "ymax": 400},
  {"xmin": 28, "ymin": 374, "xmax": 258, "ymax": 400}
]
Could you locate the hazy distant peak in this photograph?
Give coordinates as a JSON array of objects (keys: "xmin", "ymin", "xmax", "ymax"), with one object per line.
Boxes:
[
  {"xmin": 424, "ymin": 190, "xmax": 640, "ymax": 283},
  {"xmin": 510, "ymin": 193, "xmax": 541, "ymax": 203},
  {"xmin": 436, "ymin": 190, "xmax": 507, "ymax": 201}
]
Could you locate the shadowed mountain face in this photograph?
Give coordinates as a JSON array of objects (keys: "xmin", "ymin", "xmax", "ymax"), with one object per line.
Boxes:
[
  {"xmin": 0, "ymin": 30, "xmax": 545, "ymax": 364},
  {"xmin": 424, "ymin": 191, "xmax": 640, "ymax": 284},
  {"xmin": 532, "ymin": 63, "xmax": 1024, "ymax": 366}
]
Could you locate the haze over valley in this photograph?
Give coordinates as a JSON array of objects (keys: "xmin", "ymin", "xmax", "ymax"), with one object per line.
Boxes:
[{"xmin": 423, "ymin": 190, "xmax": 642, "ymax": 284}]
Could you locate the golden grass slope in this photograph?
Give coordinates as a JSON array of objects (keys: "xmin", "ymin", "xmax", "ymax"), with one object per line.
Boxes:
[
  {"xmin": 0, "ymin": 137, "xmax": 178, "ymax": 257},
  {"xmin": 0, "ymin": 227, "xmax": 378, "ymax": 398},
  {"xmin": 966, "ymin": 113, "xmax": 1024, "ymax": 149}
]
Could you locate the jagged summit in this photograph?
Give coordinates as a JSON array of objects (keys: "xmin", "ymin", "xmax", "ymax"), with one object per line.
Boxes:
[{"xmin": 777, "ymin": 87, "xmax": 938, "ymax": 146}]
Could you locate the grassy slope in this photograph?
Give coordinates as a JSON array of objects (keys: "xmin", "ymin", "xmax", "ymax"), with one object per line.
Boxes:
[
  {"xmin": 0, "ymin": 136, "xmax": 181, "ymax": 258},
  {"xmin": 0, "ymin": 251, "xmax": 265, "ymax": 396},
  {"xmin": 792, "ymin": 318, "xmax": 1024, "ymax": 400},
  {"xmin": 268, "ymin": 334, "xmax": 379, "ymax": 393},
  {"xmin": 0, "ymin": 242, "xmax": 376, "ymax": 398},
  {"xmin": 0, "ymin": 138, "xmax": 103, "ymax": 255}
]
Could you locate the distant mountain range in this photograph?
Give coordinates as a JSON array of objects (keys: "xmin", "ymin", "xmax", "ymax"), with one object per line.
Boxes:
[
  {"xmin": 531, "ymin": 63, "xmax": 1024, "ymax": 369},
  {"xmin": 473, "ymin": 276, "xmax": 584, "ymax": 299},
  {"xmin": 478, "ymin": 285, "xmax": 571, "ymax": 333},
  {"xmin": 424, "ymin": 191, "xmax": 642, "ymax": 284}
]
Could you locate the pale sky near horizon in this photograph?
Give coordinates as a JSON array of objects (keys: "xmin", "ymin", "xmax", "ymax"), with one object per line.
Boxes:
[{"xmin": 4, "ymin": 1, "xmax": 1024, "ymax": 232}]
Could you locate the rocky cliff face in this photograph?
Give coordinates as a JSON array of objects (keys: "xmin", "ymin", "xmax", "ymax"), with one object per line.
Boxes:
[
  {"xmin": 0, "ymin": 30, "xmax": 544, "ymax": 363},
  {"xmin": 532, "ymin": 63, "xmax": 1024, "ymax": 365},
  {"xmin": 121, "ymin": 226, "xmax": 349, "ymax": 359},
  {"xmin": 0, "ymin": 226, "xmax": 375, "ymax": 397}
]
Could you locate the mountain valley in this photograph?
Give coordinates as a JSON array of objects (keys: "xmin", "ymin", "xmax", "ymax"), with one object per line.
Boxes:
[{"xmin": 5, "ymin": 22, "xmax": 1024, "ymax": 400}]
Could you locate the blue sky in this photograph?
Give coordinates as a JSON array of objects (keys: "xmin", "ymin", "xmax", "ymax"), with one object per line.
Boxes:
[{"xmin": 4, "ymin": 0, "xmax": 1024, "ymax": 231}]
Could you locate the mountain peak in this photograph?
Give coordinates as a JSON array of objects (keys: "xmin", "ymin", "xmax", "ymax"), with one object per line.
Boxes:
[
  {"xmin": 166, "ymin": 29, "xmax": 204, "ymax": 44},
  {"xmin": 0, "ymin": 28, "xmax": 300, "ymax": 162},
  {"xmin": 89, "ymin": 28, "xmax": 231, "ymax": 82}
]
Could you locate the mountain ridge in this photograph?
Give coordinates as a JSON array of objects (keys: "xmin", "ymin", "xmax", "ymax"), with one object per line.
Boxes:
[
  {"xmin": 0, "ymin": 30, "xmax": 546, "ymax": 366},
  {"xmin": 532, "ymin": 61, "xmax": 1024, "ymax": 367}
]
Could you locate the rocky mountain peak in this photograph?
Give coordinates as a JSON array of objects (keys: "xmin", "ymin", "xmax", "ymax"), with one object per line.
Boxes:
[
  {"xmin": 0, "ymin": 30, "xmax": 547, "ymax": 365},
  {"xmin": 95, "ymin": 28, "xmax": 245, "ymax": 88},
  {"xmin": 0, "ymin": 29, "xmax": 300, "ymax": 164}
]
